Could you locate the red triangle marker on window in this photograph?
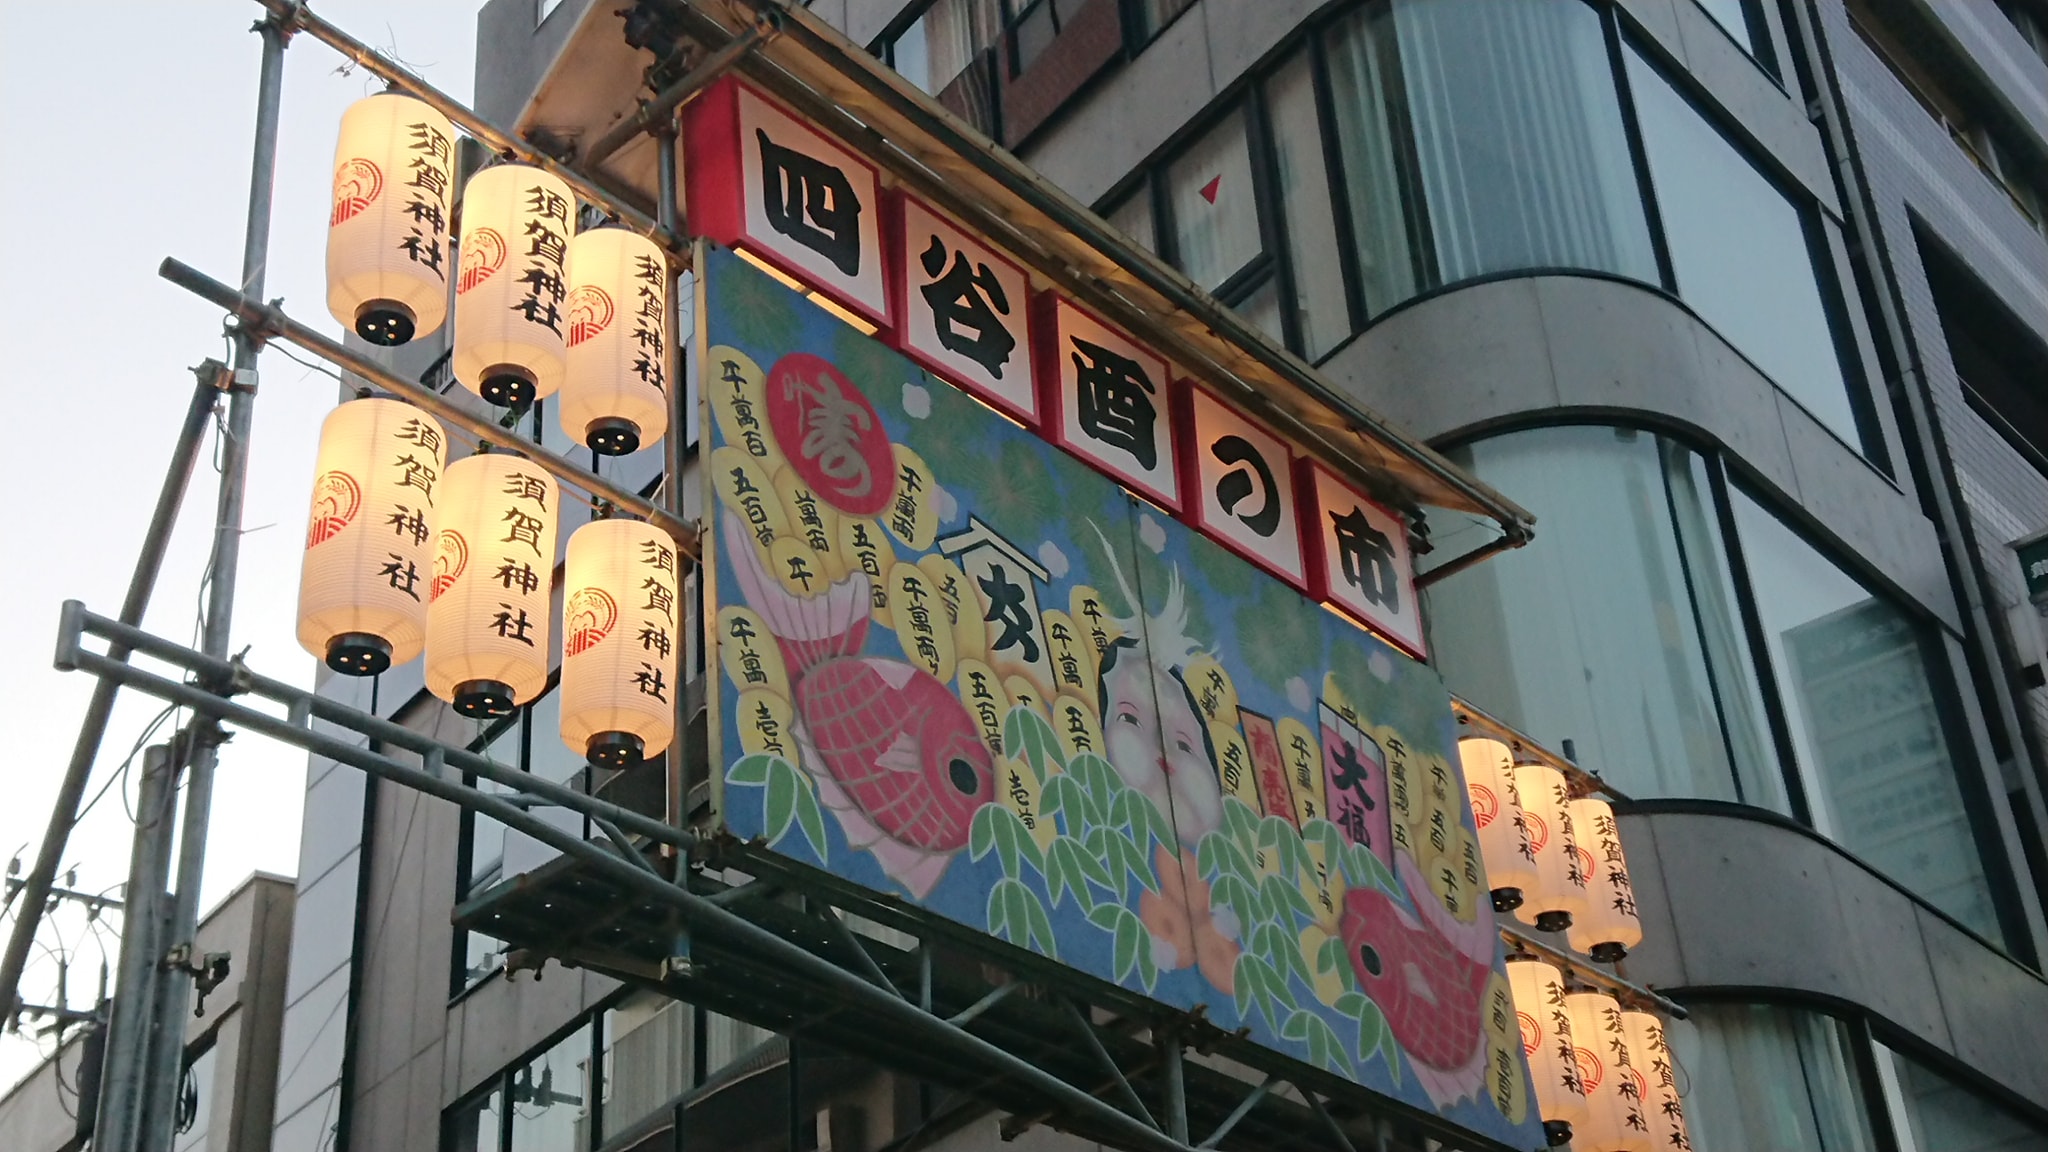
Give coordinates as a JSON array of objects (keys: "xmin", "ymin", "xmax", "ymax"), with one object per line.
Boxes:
[{"xmin": 1200, "ymin": 175, "xmax": 1221, "ymax": 204}]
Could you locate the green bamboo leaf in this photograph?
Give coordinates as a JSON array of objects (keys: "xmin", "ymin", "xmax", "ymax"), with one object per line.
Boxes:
[
  {"xmin": 1022, "ymin": 884, "xmax": 1058, "ymax": 958},
  {"xmin": 1002, "ymin": 706, "xmax": 1063, "ymax": 783},
  {"xmin": 969, "ymin": 803, "xmax": 1001, "ymax": 864},
  {"xmin": 1232, "ymin": 952, "xmax": 1258, "ymax": 1020},
  {"xmin": 794, "ymin": 775, "xmax": 829, "ymax": 861},
  {"xmin": 1316, "ymin": 935, "xmax": 1346, "ymax": 978},
  {"xmin": 1066, "ymin": 835, "xmax": 1115, "ymax": 891},
  {"xmin": 1261, "ymin": 873, "xmax": 1316, "ymax": 923},
  {"xmin": 1378, "ymin": 1025, "xmax": 1402, "ymax": 1085},
  {"xmin": 1068, "ymin": 753, "xmax": 1116, "ymax": 825},
  {"xmin": 1087, "ymin": 902, "xmax": 1123, "ymax": 932},
  {"xmin": 1281, "ymin": 1007, "xmax": 1314, "ymax": 1042},
  {"xmin": 1112, "ymin": 904, "xmax": 1140, "ymax": 981},
  {"xmin": 1303, "ymin": 1013, "xmax": 1351, "ymax": 1078},
  {"xmin": 1116, "ymin": 832, "xmax": 1159, "ymax": 893},
  {"xmin": 1134, "ymin": 916, "xmax": 1158, "ymax": 990},
  {"xmin": 1210, "ymin": 874, "xmax": 1261, "ymax": 928},
  {"xmin": 727, "ymin": 753, "xmax": 776, "ymax": 786},
  {"xmin": 986, "ymin": 882, "xmax": 1014, "ymax": 942},
  {"xmin": 1042, "ymin": 775, "xmax": 1089, "ymax": 827},
  {"xmin": 764, "ymin": 759, "xmax": 798, "ymax": 844}
]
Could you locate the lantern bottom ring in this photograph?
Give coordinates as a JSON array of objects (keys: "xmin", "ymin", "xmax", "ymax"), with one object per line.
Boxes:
[
  {"xmin": 584, "ymin": 417, "xmax": 642, "ymax": 457},
  {"xmin": 586, "ymin": 731, "xmax": 645, "ymax": 769},
  {"xmin": 479, "ymin": 364, "xmax": 538, "ymax": 409},
  {"xmin": 1543, "ymin": 1121, "xmax": 1574, "ymax": 1147},
  {"xmin": 325, "ymin": 632, "xmax": 393, "ymax": 677},
  {"xmin": 1533, "ymin": 910, "xmax": 1573, "ymax": 934},
  {"xmin": 453, "ymin": 678, "xmax": 518, "ymax": 719},
  {"xmin": 1489, "ymin": 886, "xmax": 1525, "ymax": 914},
  {"xmin": 353, "ymin": 300, "xmax": 418, "ymax": 347},
  {"xmin": 1588, "ymin": 941, "xmax": 1628, "ymax": 964}
]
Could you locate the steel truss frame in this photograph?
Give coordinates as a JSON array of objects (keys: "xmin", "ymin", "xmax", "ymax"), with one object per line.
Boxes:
[{"xmin": 53, "ymin": 603, "xmax": 1526, "ymax": 1152}]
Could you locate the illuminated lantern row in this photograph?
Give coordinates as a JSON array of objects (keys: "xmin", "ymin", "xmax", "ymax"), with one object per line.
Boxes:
[
  {"xmin": 1507, "ymin": 957, "xmax": 1587, "ymax": 1147},
  {"xmin": 1511, "ymin": 762, "xmax": 1590, "ymax": 933},
  {"xmin": 1566, "ymin": 990, "xmax": 1652, "ymax": 1152},
  {"xmin": 560, "ymin": 518, "xmax": 681, "ymax": 766},
  {"xmin": 1566, "ymin": 795, "xmax": 1644, "ymax": 962},
  {"xmin": 562, "ymin": 227, "xmax": 670, "ymax": 455},
  {"xmin": 1459, "ymin": 737, "xmax": 1539, "ymax": 912},
  {"xmin": 454, "ymin": 163, "xmax": 574, "ymax": 408},
  {"xmin": 326, "ymin": 93, "xmax": 456, "ymax": 347},
  {"xmin": 297, "ymin": 397, "xmax": 449, "ymax": 676},
  {"xmin": 426, "ymin": 452, "xmax": 559, "ymax": 718}
]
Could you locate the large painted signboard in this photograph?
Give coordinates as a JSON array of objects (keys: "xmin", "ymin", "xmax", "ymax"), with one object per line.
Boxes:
[{"xmin": 704, "ymin": 247, "xmax": 1541, "ymax": 1147}]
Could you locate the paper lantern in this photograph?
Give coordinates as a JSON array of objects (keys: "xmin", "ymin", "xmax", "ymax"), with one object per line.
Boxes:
[
  {"xmin": 453, "ymin": 163, "xmax": 574, "ymax": 407},
  {"xmin": 296, "ymin": 397, "xmax": 447, "ymax": 676},
  {"xmin": 1507, "ymin": 957, "xmax": 1587, "ymax": 1147},
  {"xmin": 1566, "ymin": 990, "xmax": 1652, "ymax": 1152},
  {"xmin": 1565, "ymin": 796, "xmax": 1644, "ymax": 962},
  {"xmin": 1512, "ymin": 762, "xmax": 1591, "ymax": 933},
  {"xmin": 1459, "ymin": 736, "xmax": 1540, "ymax": 912},
  {"xmin": 425, "ymin": 452, "xmax": 559, "ymax": 717},
  {"xmin": 559, "ymin": 518, "xmax": 681, "ymax": 766},
  {"xmin": 1621, "ymin": 1010, "xmax": 1691, "ymax": 1152},
  {"xmin": 560, "ymin": 227, "xmax": 670, "ymax": 455},
  {"xmin": 326, "ymin": 92, "xmax": 456, "ymax": 346}
]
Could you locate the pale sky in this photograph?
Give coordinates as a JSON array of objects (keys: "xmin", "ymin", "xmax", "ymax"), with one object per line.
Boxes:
[{"xmin": 0, "ymin": 0, "xmax": 481, "ymax": 1091}]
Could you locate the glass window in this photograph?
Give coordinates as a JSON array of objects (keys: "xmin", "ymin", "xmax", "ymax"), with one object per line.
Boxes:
[
  {"xmin": 604, "ymin": 993, "xmax": 692, "ymax": 1137},
  {"xmin": 1426, "ymin": 427, "xmax": 1781, "ymax": 807},
  {"xmin": 1694, "ymin": 0, "xmax": 1756, "ymax": 52},
  {"xmin": 1624, "ymin": 46, "xmax": 1860, "ymax": 446},
  {"xmin": 174, "ymin": 1043, "xmax": 218, "ymax": 1152},
  {"xmin": 458, "ymin": 714, "xmax": 524, "ymax": 991},
  {"xmin": 1133, "ymin": 0, "xmax": 1196, "ymax": 40},
  {"xmin": 446, "ymin": 1088, "xmax": 505, "ymax": 1152},
  {"xmin": 1891, "ymin": 1048, "xmax": 2048, "ymax": 1152},
  {"xmin": 1326, "ymin": 0, "xmax": 1658, "ymax": 312},
  {"xmin": 1106, "ymin": 189, "xmax": 1155, "ymax": 253},
  {"xmin": 894, "ymin": 0, "xmax": 1001, "ymax": 97},
  {"xmin": 1729, "ymin": 489, "xmax": 2005, "ymax": 942},
  {"xmin": 1165, "ymin": 109, "xmax": 1263, "ymax": 293},
  {"xmin": 1265, "ymin": 51, "xmax": 1351, "ymax": 359},
  {"xmin": 1668, "ymin": 1004, "xmax": 1880, "ymax": 1152},
  {"xmin": 508, "ymin": 1026, "xmax": 596, "ymax": 1152}
]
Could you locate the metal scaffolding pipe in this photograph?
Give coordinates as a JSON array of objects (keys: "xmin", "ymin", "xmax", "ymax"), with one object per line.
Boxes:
[
  {"xmin": 1498, "ymin": 926, "xmax": 1687, "ymax": 1020},
  {"xmin": 582, "ymin": 13, "xmax": 777, "ymax": 168},
  {"xmin": 0, "ymin": 365, "xmax": 222, "ymax": 1033},
  {"xmin": 156, "ymin": 257, "xmax": 699, "ymax": 553},
  {"xmin": 92, "ymin": 744, "xmax": 178, "ymax": 1152},
  {"xmin": 252, "ymin": 0, "xmax": 682, "ymax": 255},
  {"xmin": 53, "ymin": 628, "xmax": 1197, "ymax": 1152}
]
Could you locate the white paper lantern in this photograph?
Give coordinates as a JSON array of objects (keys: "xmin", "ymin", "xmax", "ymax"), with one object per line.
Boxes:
[
  {"xmin": 560, "ymin": 227, "xmax": 670, "ymax": 455},
  {"xmin": 454, "ymin": 163, "xmax": 574, "ymax": 407},
  {"xmin": 426, "ymin": 452, "xmax": 559, "ymax": 717},
  {"xmin": 1565, "ymin": 796, "xmax": 1644, "ymax": 962},
  {"xmin": 326, "ymin": 92, "xmax": 456, "ymax": 347},
  {"xmin": 559, "ymin": 518, "xmax": 680, "ymax": 766},
  {"xmin": 1621, "ymin": 1010, "xmax": 1691, "ymax": 1152},
  {"xmin": 1507, "ymin": 957, "xmax": 1588, "ymax": 1147},
  {"xmin": 296, "ymin": 397, "xmax": 447, "ymax": 675},
  {"xmin": 1566, "ymin": 990, "xmax": 1652, "ymax": 1152},
  {"xmin": 1512, "ymin": 762, "xmax": 1592, "ymax": 933},
  {"xmin": 1459, "ymin": 736, "xmax": 1541, "ymax": 913}
]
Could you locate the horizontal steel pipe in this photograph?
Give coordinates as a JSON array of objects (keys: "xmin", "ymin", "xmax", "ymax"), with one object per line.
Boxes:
[
  {"xmin": 582, "ymin": 14, "xmax": 776, "ymax": 168},
  {"xmin": 156, "ymin": 258, "xmax": 699, "ymax": 554}
]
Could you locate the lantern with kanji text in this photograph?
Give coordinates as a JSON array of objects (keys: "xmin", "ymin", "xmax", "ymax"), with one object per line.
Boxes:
[
  {"xmin": 453, "ymin": 163, "xmax": 573, "ymax": 407},
  {"xmin": 1506, "ymin": 956, "xmax": 1588, "ymax": 1147},
  {"xmin": 1565, "ymin": 795, "xmax": 1644, "ymax": 962},
  {"xmin": 1566, "ymin": 989, "xmax": 1653, "ymax": 1152},
  {"xmin": 1459, "ymin": 736, "xmax": 1541, "ymax": 912},
  {"xmin": 424, "ymin": 450, "xmax": 559, "ymax": 717},
  {"xmin": 560, "ymin": 227, "xmax": 670, "ymax": 455},
  {"xmin": 559, "ymin": 517, "xmax": 681, "ymax": 766},
  {"xmin": 326, "ymin": 93, "xmax": 457, "ymax": 346},
  {"xmin": 1511, "ymin": 761, "xmax": 1592, "ymax": 932}
]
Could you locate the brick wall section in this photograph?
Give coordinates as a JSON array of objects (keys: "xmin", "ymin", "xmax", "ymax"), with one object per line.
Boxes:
[{"xmin": 1816, "ymin": 0, "xmax": 2048, "ymax": 801}]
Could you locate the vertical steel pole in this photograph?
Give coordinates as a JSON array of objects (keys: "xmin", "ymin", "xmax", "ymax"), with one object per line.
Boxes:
[
  {"xmin": 1161, "ymin": 1027, "xmax": 1187, "ymax": 1145},
  {"xmin": 657, "ymin": 121, "xmax": 689, "ymax": 835},
  {"xmin": 91, "ymin": 745, "xmax": 179, "ymax": 1151},
  {"xmin": 0, "ymin": 366, "xmax": 225, "ymax": 1030},
  {"xmin": 134, "ymin": 17, "xmax": 288, "ymax": 1152}
]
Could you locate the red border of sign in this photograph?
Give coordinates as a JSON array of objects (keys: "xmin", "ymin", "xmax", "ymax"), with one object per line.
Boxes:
[
  {"xmin": 1034, "ymin": 291, "xmax": 1182, "ymax": 513},
  {"xmin": 884, "ymin": 190, "xmax": 1040, "ymax": 428},
  {"xmin": 1173, "ymin": 379, "xmax": 1309, "ymax": 591},
  {"xmin": 1297, "ymin": 457, "xmax": 1427, "ymax": 660},
  {"xmin": 681, "ymin": 76, "xmax": 895, "ymax": 333}
]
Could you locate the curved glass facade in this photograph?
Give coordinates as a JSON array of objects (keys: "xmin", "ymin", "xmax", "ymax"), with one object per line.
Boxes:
[
  {"xmin": 1326, "ymin": 0, "xmax": 1659, "ymax": 303},
  {"xmin": 1668, "ymin": 1004, "xmax": 1879, "ymax": 1152},
  {"xmin": 1427, "ymin": 425, "xmax": 2011, "ymax": 943}
]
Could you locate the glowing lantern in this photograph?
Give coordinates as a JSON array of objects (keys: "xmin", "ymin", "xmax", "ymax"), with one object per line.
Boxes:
[
  {"xmin": 453, "ymin": 163, "xmax": 574, "ymax": 407},
  {"xmin": 326, "ymin": 92, "xmax": 457, "ymax": 346},
  {"xmin": 296, "ymin": 397, "xmax": 447, "ymax": 675},
  {"xmin": 560, "ymin": 227, "xmax": 670, "ymax": 455},
  {"xmin": 1621, "ymin": 1010, "xmax": 1690, "ymax": 1152},
  {"xmin": 559, "ymin": 517, "xmax": 681, "ymax": 766},
  {"xmin": 1566, "ymin": 990, "xmax": 1652, "ymax": 1152},
  {"xmin": 1512, "ymin": 762, "xmax": 1591, "ymax": 932},
  {"xmin": 1459, "ymin": 736, "xmax": 1540, "ymax": 912},
  {"xmin": 1565, "ymin": 796, "xmax": 1644, "ymax": 962},
  {"xmin": 1507, "ymin": 957, "xmax": 1587, "ymax": 1147},
  {"xmin": 425, "ymin": 451, "xmax": 558, "ymax": 717}
]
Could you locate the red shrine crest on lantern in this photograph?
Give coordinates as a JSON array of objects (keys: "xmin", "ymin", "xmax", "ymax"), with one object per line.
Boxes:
[
  {"xmin": 1517, "ymin": 1011, "xmax": 1541, "ymax": 1055},
  {"xmin": 764, "ymin": 352, "xmax": 894, "ymax": 516},
  {"xmin": 564, "ymin": 586, "xmax": 618, "ymax": 656},
  {"xmin": 1469, "ymin": 782, "xmax": 1500, "ymax": 829},
  {"xmin": 330, "ymin": 158, "xmax": 382, "ymax": 226},
  {"xmin": 432, "ymin": 529, "xmax": 468, "ymax": 601},
  {"xmin": 305, "ymin": 471, "xmax": 362, "ymax": 547},
  {"xmin": 458, "ymin": 227, "xmax": 506, "ymax": 294},
  {"xmin": 566, "ymin": 285, "xmax": 615, "ymax": 347}
]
